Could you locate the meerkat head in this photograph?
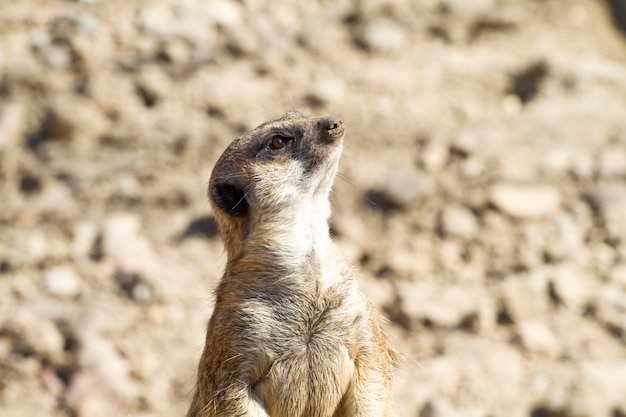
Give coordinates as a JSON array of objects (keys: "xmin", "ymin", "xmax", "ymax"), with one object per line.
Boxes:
[{"xmin": 208, "ymin": 111, "xmax": 344, "ymax": 261}]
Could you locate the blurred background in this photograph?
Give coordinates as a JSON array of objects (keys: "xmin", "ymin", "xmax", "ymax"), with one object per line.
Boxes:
[{"xmin": 1, "ymin": 0, "xmax": 626, "ymax": 416}]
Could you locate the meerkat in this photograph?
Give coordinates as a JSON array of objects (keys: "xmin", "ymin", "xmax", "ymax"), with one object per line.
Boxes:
[{"xmin": 187, "ymin": 111, "xmax": 396, "ymax": 417}]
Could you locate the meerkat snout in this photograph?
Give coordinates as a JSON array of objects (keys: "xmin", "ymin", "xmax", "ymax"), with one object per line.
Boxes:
[{"xmin": 321, "ymin": 116, "xmax": 344, "ymax": 140}]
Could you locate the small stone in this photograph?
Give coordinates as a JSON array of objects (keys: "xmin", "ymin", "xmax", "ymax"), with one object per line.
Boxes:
[
  {"xmin": 420, "ymin": 143, "xmax": 449, "ymax": 173},
  {"xmin": 18, "ymin": 231, "xmax": 49, "ymax": 265},
  {"xmin": 44, "ymin": 265, "xmax": 81, "ymax": 298},
  {"xmin": 102, "ymin": 213, "xmax": 159, "ymax": 275},
  {"xmin": 386, "ymin": 243, "xmax": 434, "ymax": 279},
  {"xmin": 517, "ymin": 321, "xmax": 560, "ymax": 357},
  {"xmin": 450, "ymin": 132, "xmax": 478, "ymax": 157},
  {"xmin": 593, "ymin": 285, "xmax": 626, "ymax": 341},
  {"xmin": 610, "ymin": 263, "xmax": 626, "ymax": 290},
  {"xmin": 8, "ymin": 310, "xmax": 65, "ymax": 362},
  {"xmin": 570, "ymin": 152, "xmax": 594, "ymax": 179},
  {"xmin": 102, "ymin": 213, "xmax": 141, "ymax": 258},
  {"xmin": 583, "ymin": 184, "xmax": 626, "ymax": 241},
  {"xmin": 397, "ymin": 282, "xmax": 492, "ymax": 331},
  {"xmin": 207, "ymin": 0, "xmax": 243, "ymax": 28},
  {"xmin": 66, "ymin": 373, "xmax": 122, "ymax": 417},
  {"xmin": 549, "ymin": 264, "xmax": 597, "ymax": 309},
  {"xmin": 572, "ymin": 362, "xmax": 626, "ymax": 416},
  {"xmin": 73, "ymin": 221, "xmax": 98, "ymax": 257},
  {"xmin": 116, "ymin": 272, "xmax": 154, "ymax": 303},
  {"xmin": 441, "ymin": 204, "xmax": 479, "ymax": 239},
  {"xmin": 136, "ymin": 65, "xmax": 171, "ymax": 107},
  {"xmin": 360, "ymin": 19, "xmax": 409, "ymax": 53},
  {"xmin": 500, "ymin": 273, "xmax": 550, "ymax": 322},
  {"xmin": 369, "ymin": 170, "xmax": 434, "ymax": 210},
  {"xmin": 597, "ymin": 145, "xmax": 626, "ymax": 178},
  {"xmin": 441, "ymin": 0, "xmax": 495, "ymax": 15},
  {"xmin": 489, "ymin": 183, "xmax": 561, "ymax": 219}
]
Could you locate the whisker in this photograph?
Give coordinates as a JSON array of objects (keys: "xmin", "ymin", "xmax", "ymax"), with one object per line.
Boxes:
[{"xmin": 230, "ymin": 191, "xmax": 250, "ymax": 215}]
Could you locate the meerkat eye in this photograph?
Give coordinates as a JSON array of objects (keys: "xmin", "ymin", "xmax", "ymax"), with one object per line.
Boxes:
[{"xmin": 268, "ymin": 135, "xmax": 293, "ymax": 150}]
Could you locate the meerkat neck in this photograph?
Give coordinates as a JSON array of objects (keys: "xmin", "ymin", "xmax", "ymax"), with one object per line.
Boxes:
[{"xmin": 241, "ymin": 193, "xmax": 337, "ymax": 278}]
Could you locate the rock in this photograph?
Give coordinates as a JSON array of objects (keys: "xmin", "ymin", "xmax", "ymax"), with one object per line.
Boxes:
[
  {"xmin": 102, "ymin": 212, "xmax": 160, "ymax": 276},
  {"xmin": 593, "ymin": 285, "xmax": 626, "ymax": 341},
  {"xmin": 0, "ymin": 101, "xmax": 28, "ymax": 152},
  {"xmin": 207, "ymin": 0, "xmax": 243, "ymax": 29},
  {"xmin": 359, "ymin": 19, "xmax": 409, "ymax": 53},
  {"xmin": 516, "ymin": 321, "xmax": 560, "ymax": 357},
  {"xmin": 397, "ymin": 282, "xmax": 493, "ymax": 331},
  {"xmin": 489, "ymin": 183, "xmax": 561, "ymax": 219},
  {"xmin": 418, "ymin": 398, "xmax": 466, "ymax": 417},
  {"xmin": 386, "ymin": 247, "xmax": 433, "ymax": 279},
  {"xmin": 43, "ymin": 265, "xmax": 81, "ymax": 298},
  {"xmin": 570, "ymin": 152, "xmax": 595, "ymax": 179},
  {"xmin": 441, "ymin": 0, "xmax": 495, "ymax": 16},
  {"xmin": 420, "ymin": 143, "xmax": 449, "ymax": 173},
  {"xmin": 66, "ymin": 373, "xmax": 124, "ymax": 417},
  {"xmin": 66, "ymin": 324, "xmax": 140, "ymax": 417},
  {"xmin": 135, "ymin": 65, "xmax": 171, "ymax": 107},
  {"xmin": 35, "ymin": 180, "xmax": 77, "ymax": 215},
  {"xmin": 72, "ymin": 221, "xmax": 98, "ymax": 257},
  {"xmin": 572, "ymin": 362, "xmax": 626, "ymax": 416},
  {"xmin": 413, "ymin": 342, "xmax": 524, "ymax": 414},
  {"xmin": 441, "ymin": 204, "xmax": 479, "ymax": 239},
  {"xmin": 597, "ymin": 145, "xmax": 626, "ymax": 178},
  {"xmin": 583, "ymin": 184, "xmax": 626, "ymax": 241},
  {"xmin": 549, "ymin": 264, "xmax": 598, "ymax": 310},
  {"xmin": 7, "ymin": 309, "xmax": 65, "ymax": 362},
  {"xmin": 368, "ymin": 169, "xmax": 434, "ymax": 210},
  {"xmin": 610, "ymin": 263, "xmax": 626, "ymax": 290},
  {"xmin": 116, "ymin": 272, "xmax": 154, "ymax": 303},
  {"xmin": 500, "ymin": 273, "xmax": 550, "ymax": 322}
]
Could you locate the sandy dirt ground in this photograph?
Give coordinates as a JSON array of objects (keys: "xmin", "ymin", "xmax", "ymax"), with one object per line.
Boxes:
[{"xmin": 1, "ymin": 0, "xmax": 626, "ymax": 416}]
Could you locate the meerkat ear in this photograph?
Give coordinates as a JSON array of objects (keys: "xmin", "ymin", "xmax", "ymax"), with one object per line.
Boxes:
[{"xmin": 211, "ymin": 182, "xmax": 249, "ymax": 217}]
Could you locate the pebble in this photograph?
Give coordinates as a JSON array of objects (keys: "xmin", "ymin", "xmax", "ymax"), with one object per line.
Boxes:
[
  {"xmin": 549, "ymin": 264, "xmax": 597, "ymax": 309},
  {"xmin": 72, "ymin": 221, "xmax": 98, "ymax": 257},
  {"xmin": 500, "ymin": 273, "xmax": 550, "ymax": 322},
  {"xmin": 397, "ymin": 281, "xmax": 492, "ymax": 331},
  {"xmin": 0, "ymin": 101, "xmax": 28, "ymax": 151},
  {"xmin": 441, "ymin": 0, "xmax": 495, "ymax": 15},
  {"xmin": 610, "ymin": 263, "xmax": 626, "ymax": 290},
  {"xmin": 573, "ymin": 362, "xmax": 626, "ymax": 416},
  {"xmin": 102, "ymin": 212, "xmax": 160, "ymax": 275},
  {"xmin": 489, "ymin": 183, "xmax": 561, "ymax": 219},
  {"xmin": 386, "ymin": 247, "xmax": 431, "ymax": 279},
  {"xmin": 516, "ymin": 321, "xmax": 560, "ymax": 357},
  {"xmin": 7, "ymin": 310, "xmax": 65, "ymax": 362},
  {"xmin": 207, "ymin": 0, "xmax": 243, "ymax": 29},
  {"xmin": 441, "ymin": 204, "xmax": 479, "ymax": 239},
  {"xmin": 593, "ymin": 285, "xmax": 626, "ymax": 341},
  {"xmin": 583, "ymin": 184, "xmax": 626, "ymax": 241},
  {"xmin": 43, "ymin": 265, "xmax": 81, "ymax": 298},
  {"xmin": 421, "ymin": 143, "xmax": 449, "ymax": 173},
  {"xmin": 66, "ymin": 373, "xmax": 122, "ymax": 417},
  {"xmin": 360, "ymin": 19, "xmax": 409, "ymax": 53},
  {"xmin": 597, "ymin": 145, "xmax": 626, "ymax": 178},
  {"xmin": 136, "ymin": 65, "xmax": 171, "ymax": 106},
  {"xmin": 373, "ymin": 169, "xmax": 434, "ymax": 210}
]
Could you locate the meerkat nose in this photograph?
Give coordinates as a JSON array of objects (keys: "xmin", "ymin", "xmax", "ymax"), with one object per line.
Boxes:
[{"xmin": 322, "ymin": 116, "xmax": 344, "ymax": 140}]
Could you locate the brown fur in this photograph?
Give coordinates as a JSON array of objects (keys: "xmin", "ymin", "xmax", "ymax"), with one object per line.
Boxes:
[{"xmin": 188, "ymin": 111, "xmax": 396, "ymax": 417}]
